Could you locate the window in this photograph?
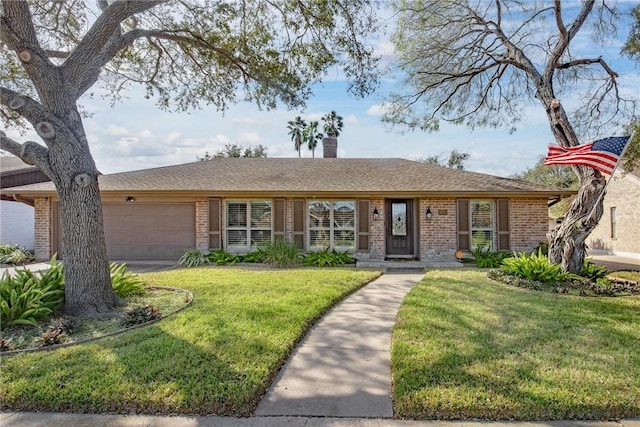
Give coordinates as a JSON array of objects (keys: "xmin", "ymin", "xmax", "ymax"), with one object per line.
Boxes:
[
  {"xmin": 226, "ymin": 200, "xmax": 271, "ymax": 250},
  {"xmin": 309, "ymin": 200, "xmax": 355, "ymax": 250},
  {"xmin": 610, "ymin": 207, "xmax": 617, "ymax": 239},
  {"xmin": 471, "ymin": 200, "xmax": 494, "ymax": 251}
]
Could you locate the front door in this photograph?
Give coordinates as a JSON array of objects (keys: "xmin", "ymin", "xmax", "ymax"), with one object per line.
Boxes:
[{"xmin": 386, "ymin": 199, "xmax": 414, "ymax": 256}]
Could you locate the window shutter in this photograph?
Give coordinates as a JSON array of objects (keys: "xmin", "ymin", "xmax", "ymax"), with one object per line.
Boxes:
[
  {"xmin": 497, "ymin": 199, "xmax": 510, "ymax": 251},
  {"xmin": 357, "ymin": 200, "xmax": 370, "ymax": 251},
  {"xmin": 209, "ymin": 198, "xmax": 221, "ymax": 249},
  {"xmin": 274, "ymin": 198, "xmax": 285, "ymax": 241},
  {"xmin": 457, "ymin": 199, "xmax": 470, "ymax": 251},
  {"xmin": 293, "ymin": 199, "xmax": 305, "ymax": 250}
]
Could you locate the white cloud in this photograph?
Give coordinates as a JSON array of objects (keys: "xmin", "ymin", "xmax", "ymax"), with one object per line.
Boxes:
[{"xmin": 366, "ymin": 104, "xmax": 387, "ymax": 116}]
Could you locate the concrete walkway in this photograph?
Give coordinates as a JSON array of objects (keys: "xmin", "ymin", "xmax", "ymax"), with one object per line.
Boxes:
[
  {"xmin": 255, "ymin": 272, "xmax": 424, "ymax": 418},
  {"xmin": 1, "ymin": 412, "xmax": 639, "ymax": 427}
]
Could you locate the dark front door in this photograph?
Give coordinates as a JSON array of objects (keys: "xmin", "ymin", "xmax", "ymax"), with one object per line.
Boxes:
[{"xmin": 386, "ymin": 199, "xmax": 414, "ymax": 256}]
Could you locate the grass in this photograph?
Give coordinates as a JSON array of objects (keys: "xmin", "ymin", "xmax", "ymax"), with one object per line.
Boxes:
[
  {"xmin": 392, "ymin": 270, "xmax": 640, "ymax": 420},
  {"xmin": 0, "ymin": 268, "xmax": 380, "ymax": 416},
  {"xmin": 609, "ymin": 270, "xmax": 640, "ymax": 282}
]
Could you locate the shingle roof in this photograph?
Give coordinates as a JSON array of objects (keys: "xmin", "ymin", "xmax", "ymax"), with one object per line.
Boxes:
[
  {"xmin": 2, "ymin": 158, "xmax": 573, "ymax": 196},
  {"xmin": 0, "ymin": 156, "xmax": 36, "ymax": 174}
]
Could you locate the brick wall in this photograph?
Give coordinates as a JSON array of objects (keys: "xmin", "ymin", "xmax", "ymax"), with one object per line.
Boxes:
[
  {"xmin": 33, "ymin": 197, "xmax": 51, "ymax": 260},
  {"xmin": 419, "ymin": 198, "xmax": 458, "ymax": 261},
  {"xmin": 368, "ymin": 197, "xmax": 385, "ymax": 260},
  {"xmin": 509, "ymin": 198, "xmax": 549, "ymax": 252},
  {"xmin": 588, "ymin": 171, "xmax": 640, "ymax": 256},
  {"xmin": 195, "ymin": 198, "xmax": 209, "ymax": 252}
]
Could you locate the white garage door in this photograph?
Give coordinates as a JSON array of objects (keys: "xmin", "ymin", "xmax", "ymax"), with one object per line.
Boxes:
[{"xmin": 103, "ymin": 203, "xmax": 195, "ymax": 260}]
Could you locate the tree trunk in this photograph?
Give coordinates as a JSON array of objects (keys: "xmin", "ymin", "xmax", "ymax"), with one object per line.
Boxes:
[
  {"xmin": 547, "ymin": 172, "xmax": 605, "ymax": 274},
  {"xmin": 58, "ymin": 179, "xmax": 121, "ymax": 316}
]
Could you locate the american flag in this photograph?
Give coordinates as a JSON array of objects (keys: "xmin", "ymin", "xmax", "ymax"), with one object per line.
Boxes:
[{"xmin": 543, "ymin": 136, "xmax": 631, "ymax": 175}]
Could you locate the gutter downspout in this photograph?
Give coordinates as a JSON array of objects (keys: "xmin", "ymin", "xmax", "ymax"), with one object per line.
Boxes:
[{"xmin": 12, "ymin": 194, "xmax": 34, "ymax": 207}]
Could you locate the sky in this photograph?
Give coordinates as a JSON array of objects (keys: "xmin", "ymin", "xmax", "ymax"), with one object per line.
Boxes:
[{"xmin": 4, "ymin": 1, "xmax": 640, "ymax": 178}]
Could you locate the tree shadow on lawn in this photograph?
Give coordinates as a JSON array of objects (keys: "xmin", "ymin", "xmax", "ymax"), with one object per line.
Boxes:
[
  {"xmin": 392, "ymin": 272, "xmax": 640, "ymax": 420},
  {"xmin": 0, "ymin": 313, "xmax": 286, "ymax": 417}
]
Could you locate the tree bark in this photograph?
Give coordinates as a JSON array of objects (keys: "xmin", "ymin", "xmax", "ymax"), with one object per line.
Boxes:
[{"xmin": 547, "ymin": 173, "xmax": 605, "ymax": 273}]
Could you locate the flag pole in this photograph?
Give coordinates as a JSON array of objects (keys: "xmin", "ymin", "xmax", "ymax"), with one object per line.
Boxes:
[{"xmin": 586, "ymin": 132, "xmax": 635, "ymax": 221}]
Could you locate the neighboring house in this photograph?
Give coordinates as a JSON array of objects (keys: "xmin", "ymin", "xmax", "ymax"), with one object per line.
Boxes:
[
  {"xmin": 0, "ymin": 156, "xmax": 51, "ymax": 250},
  {"xmin": 1, "ymin": 144, "xmax": 573, "ymax": 264},
  {"xmin": 587, "ymin": 168, "xmax": 640, "ymax": 259}
]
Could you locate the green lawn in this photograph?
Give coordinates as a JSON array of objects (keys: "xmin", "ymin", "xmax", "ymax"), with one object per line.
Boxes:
[
  {"xmin": 392, "ymin": 270, "xmax": 640, "ymax": 420},
  {"xmin": 0, "ymin": 268, "xmax": 380, "ymax": 416}
]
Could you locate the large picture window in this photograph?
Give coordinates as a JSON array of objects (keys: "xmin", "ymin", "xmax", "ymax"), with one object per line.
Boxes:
[
  {"xmin": 226, "ymin": 200, "xmax": 272, "ymax": 250},
  {"xmin": 471, "ymin": 200, "xmax": 494, "ymax": 251},
  {"xmin": 309, "ymin": 200, "xmax": 355, "ymax": 250}
]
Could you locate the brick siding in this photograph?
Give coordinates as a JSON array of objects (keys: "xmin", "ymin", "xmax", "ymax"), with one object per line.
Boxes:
[
  {"xmin": 508, "ymin": 198, "xmax": 549, "ymax": 252},
  {"xmin": 195, "ymin": 198, "xmax": 209, "ymax": 252},
  {"xmin": 419, "ymin": 198, "xmax": 458, "ymax": 261},
  {"xmin": 33, "ymin": 197, "xmax": 51, "ymax": 260}
]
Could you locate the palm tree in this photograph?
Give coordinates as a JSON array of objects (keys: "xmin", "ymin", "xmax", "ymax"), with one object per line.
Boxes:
[
  {"xmin": 304, "ymin": 121, "xmax": 323, "ymax": 158},
  {"xmin": 321, "ymin": 111, "xmax": 344, "ymax": 137},
  {"xmin": 287, "ymin": 116, "xmax": 306, "ymax": 157}
]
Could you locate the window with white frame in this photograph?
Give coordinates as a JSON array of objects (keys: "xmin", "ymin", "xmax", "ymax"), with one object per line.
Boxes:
[
  {"xmin": 308, "ymin": 200, "xmax": 355, "ymax": 250},
  {"xmin": 226, "ymin": 200, "xmax": 272, "ymax": 250},
  {"xmin": 470, "ymin": 200, "xmax": 494, "ymax": 251}
]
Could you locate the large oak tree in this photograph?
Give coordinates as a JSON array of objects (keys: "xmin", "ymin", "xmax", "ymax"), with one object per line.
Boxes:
[
  {"xmin": 384, "ymin": 0, "xmax": 636, "ymax": 273},
  {"xmin": 0, "ymin": 0, "xmax": 378, "ymax": 316}
]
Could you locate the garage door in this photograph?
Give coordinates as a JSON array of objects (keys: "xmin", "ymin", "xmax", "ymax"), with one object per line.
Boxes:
[{"xmin": 103, "ymin": 203, "xmax": 195, "ymax": 260}]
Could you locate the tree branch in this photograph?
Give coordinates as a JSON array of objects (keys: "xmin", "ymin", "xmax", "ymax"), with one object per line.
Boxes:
[
  {"xmin": 0, "ymin": 131, "xmax": 54, "ymax": 180},
  {"xmin": 63, "ymin": 0, "xmax": 167, "ymax": 98}
]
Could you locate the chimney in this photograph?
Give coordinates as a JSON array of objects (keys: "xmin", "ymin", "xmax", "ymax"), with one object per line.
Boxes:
[{"xmin": 323, "ymin": 136, "xmax": 337, "ymax": 158}]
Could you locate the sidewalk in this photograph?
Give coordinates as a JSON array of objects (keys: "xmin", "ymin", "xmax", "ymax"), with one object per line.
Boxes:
[
  {"xmin": 256, "ymin": 272, "xmax": 424, "ymax": 418},
  {"xmin": 1, "ymin": 411, "xmax": 638, "ymax": 427}
]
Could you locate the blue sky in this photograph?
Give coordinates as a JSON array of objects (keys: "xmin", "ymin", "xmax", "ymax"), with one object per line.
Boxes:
[{"xmin": 5, "ymin": 1, "xmax": 640, "ymax": 178}]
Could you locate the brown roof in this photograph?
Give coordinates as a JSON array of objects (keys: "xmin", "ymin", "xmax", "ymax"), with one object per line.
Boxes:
[
  {"xmin": 0, "ymin": 156, "xmax": 37, "ymax": 174},
  {"xmin": 2, "ymin": 158, "xmax": 574, "ymax": 197}
]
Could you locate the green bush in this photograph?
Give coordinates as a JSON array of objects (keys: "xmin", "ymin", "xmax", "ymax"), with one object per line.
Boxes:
[
  {"xmin": 472, "ymin": 248, "xmax": 512, "ymax": 268},
  {"xmin": 0, "ymin": 257, "xmax": 64, "ymax": 330},
  {"xmin": 178, "ymin": 249, "xmax": 210, "ymax": 267},
  {"xmin": 581, "ymin": 258, "xmax": 609, "ymax": 281},
  {"xmin": 242, "ymin": 250, "xmax": 267, "ymax": 263},
  {"xmin": 258, "ymin": 240, "xmax": 301, "ymax": 268},
  {"xmin": 207, "ymin": 249, "xmax": 242, "ymax": 265},
  {"xmin": 302, "ymin": 247, "xmax": 356, "ymax": 267},
  {"xmin": 500, "ymin": 250, "xmax": 570, "ymax": 283},
  {"xmin": 110, "ymin": 263, "xmax": 146, "ymax": 297},
  {"xmin": 0, "ymin": 244, "xmax": 34, "ymax": 265}
]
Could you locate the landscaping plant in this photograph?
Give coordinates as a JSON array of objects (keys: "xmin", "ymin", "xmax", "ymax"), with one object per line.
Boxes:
[
  {"xmin": 110, "ymin": 263, "xmax": 146, "ymax": 297},
  {"xmin": 178, "ymin": 249, "xmax": 210, "ymax": 267},
  {"xmin": 121, "ymin": 305, "xmax": 161, "ymax": 327},
  {"xmin": 302, "ymin": 247, "xmax": 356, "ymax": 267},
  {"xmin": 0, "ymin": 244, "xmax": 35, "ymax": 265},
  {"xmin": 207, "ymin": 249, "xmax": 242, "ymax": 265},
  {"xmin": 0, "ymin": 257, "xmax": 64, "ymax": 329},
  {"xmin": 500, "ymin": 250, "xmax": 570, "ymax": 283},
  {"xmin": 258, "ymin": 240, "xmax": 301, "ymax": 268},
  {"xmin": 472, "ymin": 248, "xmax": 512, "ymax": 268}
]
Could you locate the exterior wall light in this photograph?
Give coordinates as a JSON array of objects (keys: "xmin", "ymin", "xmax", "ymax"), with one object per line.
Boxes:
[
  {"xmin": 426, "ymin": 207, "xmax": 433, "ymax": 220},
  {"xmin": 373, "ymin": 207, "xmax": 379, "ymax": 220},
  {"xmin": 126, "ymin": 196, "xmax": 136, "ymax": 202}
]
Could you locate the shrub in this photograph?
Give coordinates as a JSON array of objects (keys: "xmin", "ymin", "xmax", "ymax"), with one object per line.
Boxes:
[
  {"xmin": 258, "ymin": 240, "xmax": 301, "ymax": 268},
  {"xmin": 110, "ymin": 263, "xmax": 145, "ymax": 297},
  {"xmin": 242, "ymin": 249, "xmax": 267, "ymax": 263},
  {"xmin": 472, "ymin": 248, "xmax": 512, "ymax": 268},
  {"xmin": 0, "ymin": 244, "xmax": 34, "ymax": 265},
  {"xmin": 121, "ymin": 305, "xmax": 161, "ymax": 327},
  {"xmin": 0, "ymin": 257, "xmax": 65, "ymax": 330},
  {"xmin": 500, "ymin": 250, "xmax": 571, "ymax": 283},
  {"xmin": 302, "ymin": 247, "xmax": 356, "ymax": 267},
  {"xmin": 581, "ymin": 259, "xmax": 609, "ymax": 281},
  {"xmin": 207, "ymin": 249, "xmax": 242, "ymax": 265},
  {"xmin": 178, "ymin": 249, "xmax": 210, "ymax": 267}
]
